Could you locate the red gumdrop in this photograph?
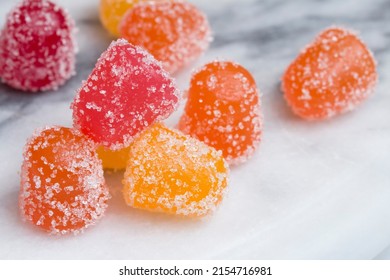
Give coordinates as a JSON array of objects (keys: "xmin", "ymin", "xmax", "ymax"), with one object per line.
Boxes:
[
  {"xmin": 71, "ymin": 39, "xmax": 180, "ymax": 150},
  {"xmin": 0, "ymin": 0, "xmax": 76, "ymax": 92}
]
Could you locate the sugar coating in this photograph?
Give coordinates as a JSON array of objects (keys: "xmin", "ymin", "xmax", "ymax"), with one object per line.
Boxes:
[
  {"xmin": 99, "ymin": 0, "xmax": 166, "ymax": 37},
  {"xmin": 123, "ymin": 123, "xmax": 229, "ymax": 217},
  {"xmin": 0, "ymin": 0, "xmax": 77, "ymax": 92},
  {"xmin": 178, "ymin": 61, "xmax": 263, "ymax": 165},
  {"xmin": 97, "ymin": 145, "xmax": 130, "ymax": 170},
  {"xmin": 119, "ymin": 0, "xmax": 212, "ymax": 73},
  {"xmin": 19, "ymin": 126, "xmax": 110, "ymax": 235},
  {"xmin": 71, "ymin": 39, "xmax": 180, "ymax": 150},
  {"xmin": 282, "ymin": 26, "xmax": 378, "ymax": 120}
]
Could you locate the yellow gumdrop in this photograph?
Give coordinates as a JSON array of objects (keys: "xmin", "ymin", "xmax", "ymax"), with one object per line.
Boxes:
[
  {"xmin": 97, "ymin": 146, "xmax": 130, "ymax": 170},
  {"xmin": 123, "ymin": 123, "xmax": 229, "ymax": 217}
]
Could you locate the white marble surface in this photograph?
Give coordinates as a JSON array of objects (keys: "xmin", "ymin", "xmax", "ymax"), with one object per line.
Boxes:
[{"xmin": 0, "ymin": 0, "xmax": 389, "ymax": 259}]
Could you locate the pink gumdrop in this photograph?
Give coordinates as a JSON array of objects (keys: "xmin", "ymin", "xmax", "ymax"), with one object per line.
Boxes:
[{"xmin": 71, "ymin": 39, "xmax": 180, "ymax": 150}]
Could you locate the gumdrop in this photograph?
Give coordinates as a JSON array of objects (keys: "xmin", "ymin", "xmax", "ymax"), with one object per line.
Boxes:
[
  {"xmin": 282, "ymin": 27, "xmax": 378, "ymax": 120},
  {"xmin": 178, "ymin": 61, "xmax": 262, "ymax": 165},
  {"xmin": 123, "ymin": 123, "xmax": 229, "ymax": 217},
  {"xmin": 120, "ymin": 0, "xmax": 211, "ymax": 73},
  {"xmin": 97, "ymin": 146, "xmax": 130, "ymax": 170},
  {"xmin": 19, "ymin": 126, "xmax": 110, "ymax": 235},
  {"xmin": 0, "ymin": 0, "xmax": 76, "ymax": 92},
  {"xmin": 71, "ymin": 39, "xmax": 180, "ymax": 150},
  {"xmin": 99, "ymin": 0, "xmax": 165, "ymax": 37}
]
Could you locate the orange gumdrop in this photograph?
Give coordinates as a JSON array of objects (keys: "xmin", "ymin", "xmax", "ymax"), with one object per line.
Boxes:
[
  {"xmin": 282, "ymin": 27, "xmax": 378, "ymax": 120},
  {"xmin": 178, "ymin": 61, "xmax": 262, "ymax": 165},
  {"xmin": 99, "ymin": 0, "xmax": 166, "ymax": 37},
  {"xmin": 97, "ymin": 146, "xmax": 130, "ymax": 170},
  {"xmin": 119, "ymin": 1, "xmax": 211, "ymax": 73},
  {"xmin": 19, "ymin": 126, "xmax": 110, "ymax": 234},
  {"xmin": 123, "ymin": 123, "xmax": 229, "ymax": 217}
]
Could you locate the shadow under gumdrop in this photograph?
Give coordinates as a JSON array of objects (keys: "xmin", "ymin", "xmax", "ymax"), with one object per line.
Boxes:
[
  {"xmin": 0, "ymin": 82, "xmax": 49, "ymax": 101},
  {"xmin": 2, "ymin": 189, "xmax": 19, "ymax": 225},
  {"xmin": 263, "ymin": 80, "xmax": 300, "ymax": 124}
]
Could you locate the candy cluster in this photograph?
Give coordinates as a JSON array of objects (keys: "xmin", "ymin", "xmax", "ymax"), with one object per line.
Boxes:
[
  {"xmin": 4, "ymin": 0, "xmax": 377, "ymax": 235},
  {"xmin": 72, "ymin": 39, "xmax": 231, "ymax": 219}
]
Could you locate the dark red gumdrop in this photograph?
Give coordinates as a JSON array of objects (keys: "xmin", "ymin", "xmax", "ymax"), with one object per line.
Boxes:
[{"xmin": 0, "ymin": 0, "xmax": 76, "ymax": 92}]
